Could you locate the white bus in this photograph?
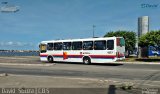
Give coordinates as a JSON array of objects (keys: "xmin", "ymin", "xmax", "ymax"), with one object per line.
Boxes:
[{"xmin": 39, "ymin": 37, "xmax": 125, "ymax": 64}]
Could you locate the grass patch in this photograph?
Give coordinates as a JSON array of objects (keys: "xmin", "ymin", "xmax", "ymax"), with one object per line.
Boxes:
[
  {"xmin": 135, "ymin": 58, "xmax": 160, "ymax": 62},
  {"xmin": 120, "ymin": 56, "xmax": 160, "ymax": 62}
]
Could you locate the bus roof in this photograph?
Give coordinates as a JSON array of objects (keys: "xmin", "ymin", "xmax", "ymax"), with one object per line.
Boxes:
[{"xmin": 41, "ymin": 37, "xmax": 123, "ymax": 44}]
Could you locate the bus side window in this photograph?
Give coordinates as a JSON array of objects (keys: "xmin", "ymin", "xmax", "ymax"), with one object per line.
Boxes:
[
  {"xmin": 47, "ymin": 43, "xmax": 54, "ymax": 50},
  {"xmin": 72, "ymin": 41, "xmax": 82, "ymax": 50},
  {"xmin": 94, "ymin": 40, "xmax": 106, "ymax": 50},
  {"xmin": 54, "ymin": 42, "xmax": 62, "ymax": 50},
  {"xmin": 83, "ymin": 41, "xmax": 93, "ymax": 50},
  {"xmin": 107, "ymin": 40, "xmax": 114, "ymax": 50},
  {"xmin": 63, "ymin": 42, "xmax": 72, "ymax": 50}
]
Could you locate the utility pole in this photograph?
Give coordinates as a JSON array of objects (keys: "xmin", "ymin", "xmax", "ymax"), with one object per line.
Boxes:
[{"xmin": 93, "ymin": 25, "xmax": 96, "ymax": 38}]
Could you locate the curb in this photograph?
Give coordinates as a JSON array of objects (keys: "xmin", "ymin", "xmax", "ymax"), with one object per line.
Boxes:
[
  {"xmin": 116, "ymin": 62, "xmax": 160, "ymax": 65},
  {"xmin": 0, "ymin": 62, "xmax": 159, "ymax": 66}
]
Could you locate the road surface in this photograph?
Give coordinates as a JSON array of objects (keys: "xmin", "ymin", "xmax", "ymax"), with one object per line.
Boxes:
[
  {"xmin": 0, "ymin": 62, "xmax": 160, "ymax": 85},
  {"xmin": 0, "ymin": 56, "xmax": 160, "ymax": 94}
]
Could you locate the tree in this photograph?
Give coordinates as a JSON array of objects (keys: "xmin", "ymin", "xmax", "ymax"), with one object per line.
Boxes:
[
  {"xmin": 139, "ymin": 30, "xmax": 160, "ymax": 47},
  {"xmin": 104, "ymin": 30, "xmax": 136, "ymax": 57}
]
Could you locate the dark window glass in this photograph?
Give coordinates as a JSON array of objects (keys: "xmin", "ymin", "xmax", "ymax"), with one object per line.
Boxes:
[
  {"xmin": 107, "ymin": 40, "xmax": 114, "ymax": 50},
  {"xmin": 54, "ymin": 42, "xmax": 62, "ymax": 50},
  {"xmin": 47, "ymin": 43, "xmax": 54, "ymax": 50},
  {"xmin": 72, "ymin": 41, "xmax": 82, "ymax": 50},
  {"xmin": 83, "ymin": 41, "xmax": 93, "ymax": 50},
  {"xmin": 63, "ymin": 42, "xmax": 72, "ymax": 50},
  {"xmin": 94, "ymin": 40, "xmax": 106, "ymax": 50}
]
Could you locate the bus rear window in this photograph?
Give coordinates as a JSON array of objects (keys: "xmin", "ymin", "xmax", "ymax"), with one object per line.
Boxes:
[
  {"xmin": 117, "ymin": 38, "xmax": 125, "ymax": 46},
  {"xmin": 120, "ymin": 38, "xmax": 125, "ymax": 46}
]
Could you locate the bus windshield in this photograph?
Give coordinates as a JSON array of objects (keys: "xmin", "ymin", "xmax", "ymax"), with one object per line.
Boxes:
[{"xmin": 39, "ymin": 44, "xmax": 47, "ymax": 53}]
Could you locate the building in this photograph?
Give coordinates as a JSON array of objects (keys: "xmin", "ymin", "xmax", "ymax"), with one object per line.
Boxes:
[
  {"xmin": 138, "ymin": 16, "xmax": 149, "ymax": 37},
  {"xmin": 137, "ymin": 16, "xmax": 149, "ymax": 57}
]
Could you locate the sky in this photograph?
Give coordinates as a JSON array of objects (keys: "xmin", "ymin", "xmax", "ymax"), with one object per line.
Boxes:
[{"xmin": 0, "ymin": 0, "xmax": 159, "ymax": 50}]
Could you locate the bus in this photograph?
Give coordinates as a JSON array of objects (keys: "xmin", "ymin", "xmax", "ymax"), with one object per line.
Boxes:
[{"xmin": 39, "ymin": 37, "xmax": 125, "ymax": 64}]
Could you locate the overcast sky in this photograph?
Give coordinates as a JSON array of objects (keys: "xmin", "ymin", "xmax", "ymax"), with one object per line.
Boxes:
[{"xmin": 0, "ymin": 0, "xmax": 159, "ymax": 50}]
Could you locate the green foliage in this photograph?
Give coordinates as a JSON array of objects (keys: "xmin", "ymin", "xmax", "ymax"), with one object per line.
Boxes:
[
  {"xmin": 104, "ymin": 30, "xmax": 136, "ymax": 51},
  {"xmin": 139, "ymin": 30, "xmax": 160, "ymax": 47}
]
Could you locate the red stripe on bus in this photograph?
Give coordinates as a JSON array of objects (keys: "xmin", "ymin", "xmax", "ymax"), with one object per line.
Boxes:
[
  {"xmin": 40, "ymin": 54, "xmax": 48, "ymax": 57},
  {"xmin": 89, "ymin": 55, "xmax": 116, "ymax": 58},
  {"xmin": 40, "ymin": 54, "xmax": 116, "ymax": 59}
]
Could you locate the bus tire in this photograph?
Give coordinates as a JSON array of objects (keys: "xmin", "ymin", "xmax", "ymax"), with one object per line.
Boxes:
[
  {"xmin": 48, "ymin": 56, "xmax": 54, "ymax": 63},
  {"xmin": 83, "ymin": 57, "xmax": 91, "ymax": 65}
]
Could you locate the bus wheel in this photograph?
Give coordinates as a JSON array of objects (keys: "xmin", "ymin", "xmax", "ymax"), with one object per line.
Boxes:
[
  {"xmin": 48, "ymin": 56, "xmax": 53, "ymax": 63},
  {"xmin": 83, "ymin": 57, "xmax": 91, "ymax": 65}
]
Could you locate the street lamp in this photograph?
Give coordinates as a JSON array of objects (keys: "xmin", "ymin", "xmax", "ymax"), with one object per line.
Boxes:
[{"xmin": 93, "ymin": 25, "xmax": 96, "ymax": 38}]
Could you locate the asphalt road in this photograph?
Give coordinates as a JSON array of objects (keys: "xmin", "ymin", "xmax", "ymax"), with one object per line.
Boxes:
[
  {"xmin": 0, "ymin": 56, "xmax": 160, "ymax": 94},
  {"xmin": 0, "ymin": 62, "xmax": 160, "ymax": 86},
  {"xmin": 0, "ymin": 56, "xmax": 160, "ymax": 85}
]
